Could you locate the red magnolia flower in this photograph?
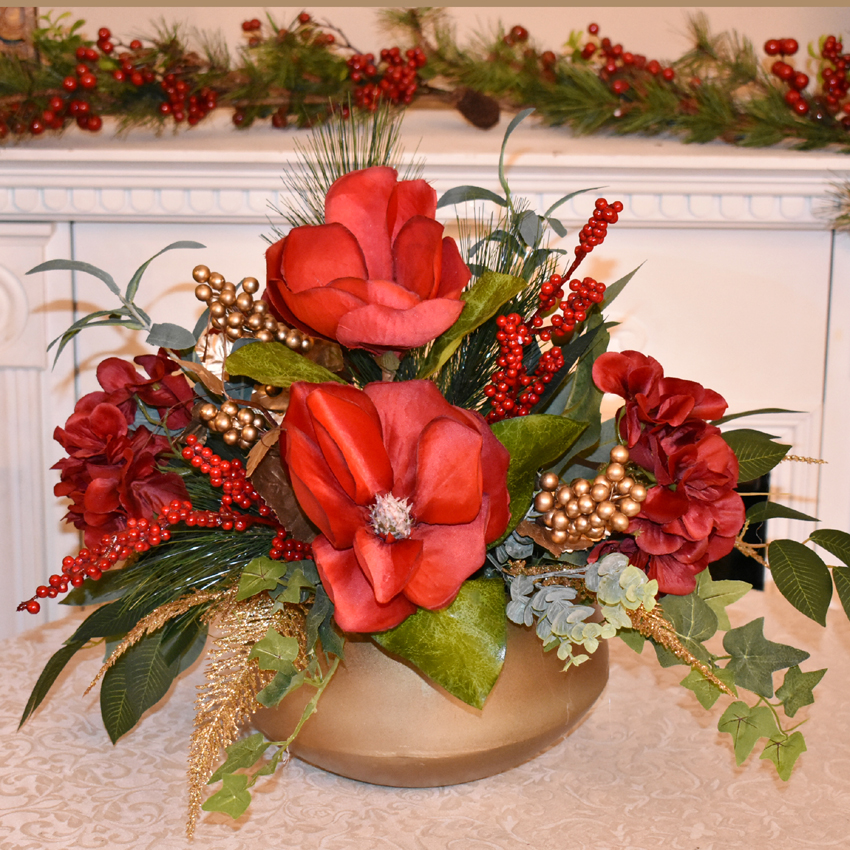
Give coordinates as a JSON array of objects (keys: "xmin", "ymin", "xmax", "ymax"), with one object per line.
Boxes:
[
  {"xmin": 265, "ymin": 166, "xmax": 471, "ymax": 351},
  {"xmin": 53, "ymin": 391, "xmax": 188, "ymax": 547},
  {"xmin": 281, "ymin": 380, "xmax": 511, "ymax": 632}
]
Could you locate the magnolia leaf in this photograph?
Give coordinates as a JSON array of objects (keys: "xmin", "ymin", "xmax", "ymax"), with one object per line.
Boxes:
[
  {"xmin": 721, "ymin": 429, "xmax": 790, "ymax": 482},
  {"xmin": 436, "ymin": 185, "xmax": 507, "ymax": 209},
  {"xmin": 833, "ymin": 567, "xmax": 850, "ymax": 621},
  {"xmin": 125, "ymin": 240, "xmax": 205, "ymax": 301},
  {"xmin": 718, "ymin": 700, "xmax": 779, "ymax": 764},
  {"xmin": 416, "ymin": 271, "xmax": 528, "ymax": 379},
  {"xmin": 746, "ymin": 501, "xmax": 817, "ymax": 524},
  {"xmin": 20, "ymin": 641, "xmax": 85, "ymax": 727},
  {"xmin": 373, "ymin": 578, "xmax": 506, "ymax": 709},
  {"xmin": 201, "ymin": 773, "xmax": 252, "ymax": 819},
  {"xmin": 681, "ymin": 665, "xmax": 737, "ymax": 709},
  {"xmin": 760, "ymin": 731, "xmax": 807, "ymax": 780},
  {"xmin": 723, "ymin": 618, "xmax": 809, "ymax": 698},
  {"xmin": 209, "ymin": 733, "xmax": 270, "ymax": 784},
  {"xmin": 491, "ymin": 414, "xmax": 587, "ymax": 540},
  {"xmin": 775, "ymin": 665, "xmax": 826, "ymax": 718},
  {"xmin": 712, "ymin": 407, "xmax": 798, "ymax": 426},
  {"xmin": 235, "ymin": 557, "xmax": 289, "ymax": 601},
  {"xmin": 249, "ymin": 627, "xmax": 300, "ymax": 673},
  {"xmin": 145, "ymin": 322, "xmax": 197, "ymax": 350},
  {"xmin": 654, "ymin": 593, "xmax": 718, "ymax": 666},
  {"xmin": 696, "ymin": 570, "xmax": 752, "ymax": 631},
  {"xmin": 768, "ymin": 539, "xmax": 832, "ymax": 626},
  {"xmin": 809, "ymin": 528, "xmax": 850, "ymax": 567},
  {"xmin": 226, "ymin": 341, "xmax": 345, "ymax": 388}
]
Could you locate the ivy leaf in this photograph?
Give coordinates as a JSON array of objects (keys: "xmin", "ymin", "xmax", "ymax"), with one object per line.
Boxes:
[
  {"xmin": 145, "ymin": 322, "xmax": 197, "ymax": 350},
  {"xmin": 696, "ymin": 570, "xmax": 752, "ymax": 631},
  {"xmin": 256, "ymin": 667, "xmax": 307, "ymax": 708},
  {"xmin": 718, "ymin": 700, "xmax": 779, "ymax": 764},
  {"xmin": 746, "ymin": 502, "xmax": 818, "ymax": 524},
  {"xmin": 809, "ymin": 528, "xmax": 850, "ymax": 567},
  {"xmin": 416, "ymin": 271, "xmax": 528, "ymax": 379},
  {"xmin": 655, "ymin": 592, "xmax": 718, "ymax": 666},
  {"xmin": 201, "ymin": 773, "xmax": 252, "ymax": 819},
  {"xmin": 20, "ymin": 641, "xmax": 86, "ymax": 727},
  {"xmin": 248, "ymin": 627, "xmax": 300, "ymax": 672},
  {"xmin": 681, "ymin": 665, "xmax": 737, "ymax": 709},
  {"xmin": 236, "ymin": 557, "xmax": 289, "ymax": 601},
  {"xmin": 723, "ymin": 618, "xmax": 809, "ymax": 698},
  {"xmin": 373, "ymin": 578, "xmax": 506, "ymax": 709},
  {"xmin": 721, "ymin": 429, "xmax": 790, "ymax": 482},
  {"xmin": 436, "ymin": 185, "xmax": 507, "ymax": 209},
  {"xmin": 273, "ymin": 566, "xmax": 316, "ymax": 604},
  {"xmin": 775, "ymin": 665, "xmax": 826, "ymax": 718},
  {"xmin": 760, "ymin": 731, "xmax": 807, "ymax": 780},
  {"xmin": 208, "ymin": 733, "xmax": 271, "ymax": 784},
  {"xmin": 490, "ymin": 414, "xmax": 587, "ymax": 541},
  {"xmin": 767, "ymin": 539, "xmax": 832, "ymax": 626},
  {"xmin": 225, "ymin": 341, "xmax": 345, "ymax": 388}
]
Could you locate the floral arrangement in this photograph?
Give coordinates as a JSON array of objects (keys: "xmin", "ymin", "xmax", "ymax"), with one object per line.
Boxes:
[
  {"xmin": 2, "ymin": 9, "xmax": 849, "ymax": 154},
  {"xmin": 17, "ymin": 110, "xmax": 850, "ymax": 836}
]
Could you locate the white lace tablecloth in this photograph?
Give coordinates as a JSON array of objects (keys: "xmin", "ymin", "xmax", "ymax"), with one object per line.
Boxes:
[{"xmin": 2, "ymin": 585, "xmax": 849, "ymax": 850}]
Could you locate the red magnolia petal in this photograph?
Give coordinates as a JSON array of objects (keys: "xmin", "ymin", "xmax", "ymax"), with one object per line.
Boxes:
[
  {"xmin": 436, "ymin": 236, "xmax": 472, "ymax": 299},
  {"xmin": 592, "ymin": 351, "xmax": 663, "ymax": 399},
  {"xmin": 325, "ymin": 166, "xmax": 397, "ymax": 281},
  {"xmin": 405, "ymin": 505, "xmax": 489, "ymax": 609},
  {"xmin": 83, "ymin": 476, "xmax": 121, "ymax": 514},
  {"xmin": 386, "ymin": 179, "xmax": 437, "ymax": 246},
  {"xmin": 335, "ymin": 298, "xmax": 464, "ymax": 350},
  {"xmin": 331, "ymin": 277, "xmax": 420, "ymax": 310},
  {"xmin": 96, "ymin": 357, "xmax": 141, "ymax": 394},
  {"xmin": 412, "ymin": 416, "xmax": 483, "ymax": 525},
  {"xmin": 392, "ymin": 216, "xmax": 443, "ymax": 301},
  {"xmin": 89, "ymin": 403, "xmax": 129, "ymax": 442},
  {"xmin": 281, "ymin": 223, "xmax": 368, "ymax": 294},
  {"xmin": 353, "ymin": 527, "xmax": 423, "ymax": 604},
  {"xmin": 312, "ymin": 536, "xmax": 416, "ymax": 632},
  {"xmin": 306, "ymin": 387, "xmax": 394, "ymax": 505},
  {"xmin": 283, "ymin": 285, "xmax": 367, "ymax": 340},
  {"xmin": 631, "ymin": 518, "xmax": 684, "ymax": 556},
  {"xmin": 640, "ymin": 485, "xmax": 689, "ymax": 524},
  {"xmin": 646, "ymin": 553, "xmax": 706, "ymax": 595}
]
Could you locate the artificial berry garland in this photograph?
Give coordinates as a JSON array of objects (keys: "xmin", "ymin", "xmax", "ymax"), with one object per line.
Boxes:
[{"xmin": 1, "ymin": 10, "xmax": 848, "ymax": 154}]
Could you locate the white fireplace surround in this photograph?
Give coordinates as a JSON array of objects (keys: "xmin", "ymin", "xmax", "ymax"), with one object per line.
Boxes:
[{"xmin": 1, "ymin": 111, "xmax": 848, "ymax": 639}]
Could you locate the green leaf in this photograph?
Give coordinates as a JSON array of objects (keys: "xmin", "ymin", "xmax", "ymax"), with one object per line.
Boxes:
[
  {"xmin": 373, "ymin": 578, "xmax": 507, "ymax": 709},
  {"xmin": 723, "ymin": 618, "xmax": 809, "ymax": 698},
  {"xmin": 27, "ymin": 258, "xmax": 121, "ymax": 299},
  {"xmin": 696, "ymin": 570, "xmax": 752, "ymax": 631},
  {"xmin": 517, "ymin": 210, "xmax": 544, "ymax": 246},
  {"xmin": 833, "ymin": 567, "xmax": 850, "ymax": 620},
  {"xmin": 498, "ymin": 107, "xmax": 535, "ymax": 196},
  {"xmin": 100, "ymin": 654, "xmax": 142, "ymax": 744},
  {"xmin": 543, "ymin": 187, "xmax": 601, "ymax": 218},
  {"xmin": 617, "ymin": 627, "xmax": 645, "ymax": 654},
  {"xmin": 655, "ymin": 593, "xmax": 718, "ymax": 666},
  {"xmin": 718, "ymin": 700, "xmax": 780, "ymax": 764},
  {"xmin": 201, "ymin": 773, "xmax": 252, "ymax": 819},
  {"xmin": 775, "ymin": 665, "xmax": 826, "ymax": 718},
  {"xmin": 760, "ymin": 731, "xmax": 807, "ymax": 780},
  {"xmin": 437, "ymin": 185, "xmax": 507, "ymax": 209},
  {"xmin": 145, "ymin": 322, "xmax": 197, "ymax": 350},
  {"xmin": 746, "ymin": 502, "xmax": 818, "ymax": 524},
  {"xmin": 225, "ymin": 340, "xmax": 345, "ymax": 388},
  {"xmin": 236, "ymin": 557, "xmax": 290, "ymax": 601},
  {"xmin": 70, "ymin": 599, "xmax": 153, "ymax": 642},
  {"xmin": 711, "ymin": 407, "xmax": 798, "ymax": 426},
  {"xmin": 809, "ymin": 528, "xmax": 850, "ymax": 567},
  {"xmin": 126, "ymin": 240, "xmax": 205, "ymax": 301},
  {"xmin": 274, "ymin": 567, "xmax": 316, "ymax": 604},
  {"xmin": 490, "ymin": 414, "xmax": 587, "ymax": 540},
  {"xmin": 721, "ymin": 429, "xmax": 791, "ymax": 482},
  {"xmin": 416, "ymin": 271, "xmax": 528, "ymax": 379},
  {"xmin": 546, "ymin": 217, "xmax": 567, "ymax": 238},
  {"xmin": 209, "ymin": 733, "xmax": 271, "ymax": 784},
  {"xmin": 256, "ymin": 667, "xmax": 307, "ymax": 708},
  {"xmin": 19, "ymin": 641, "xmax": 85, "ymax": 727},
  {"xmin": 768, "ymin": 539, "xmax": 832, "ymax": 626},
  {"xmin": 681, "ymin": 665, "xmax": 737, "ymax": 709},
  {"xmin": 248, "ymin": 627, "xmax": 300, "ymax": 672},
  {"xmin": 600, "ymin": 264, "xmax": 642, "ymax": 310}
]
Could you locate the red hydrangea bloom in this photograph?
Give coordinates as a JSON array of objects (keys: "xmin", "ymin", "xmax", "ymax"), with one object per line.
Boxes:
[
  {"xmin": 281, "ymin": 380, "xmax": 511, "ymax": 632},
  {"xmin": 265, "ymin": 166, "xmax": 471, "ymax": 351}
]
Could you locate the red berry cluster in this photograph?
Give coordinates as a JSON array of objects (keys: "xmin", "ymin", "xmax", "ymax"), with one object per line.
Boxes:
[
  {"xmin": 537, "ymin": 274, "xmax": 607, "ymax": 334},
  {"xmin": 484, "ymin": 314, "xmax": 566, "ymax": 423},
  {"xmin": 503, "ymin": 25, "xmax": 529, "ymax": 46},
  {"xmin": 156, "ymin": 76, "xmax": 218, "ymax": 126},
  {"xmin": 347, "ymin": 46, "xmax": 427, "ymax": 110},
  {"xmin": 819, "ymin": 36, "xmax": 850, "ymax": 127},
  {"xmin": 768, "ymin": 39, "xmax": 811, "ymax": 116},
  {"xmin": 582, "ymin": 24, "xmax": 674, "ymax": 95},
  {"xmin": 571, "ymin": 197, "xmax": 623, "ymax": 272}
]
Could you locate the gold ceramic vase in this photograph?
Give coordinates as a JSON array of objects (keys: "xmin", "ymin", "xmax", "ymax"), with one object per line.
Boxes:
[{"xmin": 253, "ymin": 622, "xmax": 608, "ymax": 787}]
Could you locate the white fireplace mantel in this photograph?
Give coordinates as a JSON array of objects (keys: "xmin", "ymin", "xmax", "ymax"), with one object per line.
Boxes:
[{"xmin": 1, "ymin": 111, "xmax": 849, "ymax": 639}]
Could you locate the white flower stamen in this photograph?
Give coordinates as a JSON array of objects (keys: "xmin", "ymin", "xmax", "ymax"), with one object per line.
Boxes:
[{"xmin": 370, "ymin": 493, "xmax": 414, "ymax": 540}]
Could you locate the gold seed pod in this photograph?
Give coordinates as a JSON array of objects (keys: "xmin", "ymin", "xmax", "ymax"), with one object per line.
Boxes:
[
  {"xmin": 587, "ymin": 526, "xmax": 606, "ymax": 540},
  {"xmin": 609, "ymin": 511, "xmax": 630, "ymax": 533},
  {"xmin": 192, "ymin": 264, "xmax": 211, "ymax": 283},
  {"xmin": 256, "ymin": 329, "xmax": 274, "ymax": 343},
  {"xmin": 574, "ymin": 515, "xmax": 590, "ymax": 533},
  {"xmin": 194, "ymin": 283, "xmax": 213, "ymax": 302},
  {"xmin": 226, "ymin": 312, "xmax": 244, "ymax": 328},
  {"xmin": 300, "ymin": 336, "xmax": 314, "ymax": 353},
  {"xmin": 539, "ymin": 471, "xmax": 560, "ymax": 492},
  {"xmin": 208, "ymin": 272, "xmax": 225, "ymax": 290},
  {"xmin": 253, "ymin": 416, "xmax": 264, "ymax": 429},
  {"xmin": 263, "ymin": 315, "xmax": 278, "ymax": 331},
  {"xmin": 213, "ymin": 412, "xmax": 232, "ymax": 432},
  {"xmin": 571, "ymin": 478, "xmax": 591, "ymax": 496},
  {"xmin": 225, "ymin": 326, "xmax": 242, "ymax": 341},
  {"xmin": 252, "ymin": 300, "xmax": 268, "ymax": 316},
  {"xmin": 237, "ymin": 438, "xmax": 252, "ymax": 450},
  {"xmin": 263, "ymin": 384, "xmax": 282, "ymax": 397},
  {"xmin": 241, "ymin": 425, "xmax": 258, "ymax": 443},
  {"xmin": 550, "ymin": 528, "xmax": 568, "ymax": 544},
  {"xmin": 593, "ymin": 474, "xmax": 609, "ymax": 487},
  {"xmin": 219, "ymin": 289, "xmax": 237, "ymax": 307},
  {"xmin": 275, "ymin": 326, "xmax": 288, "ymax": 343},
  {"xmin": 209, "ymin": 301, "xmax": 226, "ymax": 318},
  {"xmin": 552, "ymin": 511, "xmax": 570, "ymax": 530},
  {"xmin": 285, "ymin": 329, "xmax": 302, "ymax": 349},
  {"xmin": 541, "ymin": 510, "xmax": 556, "ymax": 528},
  {"xmin": 590, "ymin": 483, "xmax": 610, "ymax": 502},
  {"xmin": 210, "ymin": 315, "xmax": 227, "ymax": 330},
  {"xmin": 221, "ymin": 401, "xmax": 239, "ymax": 416},
  {"xmin": 221, "ymin": 280, "xmax": 236, "ymax": 293},
  {"xmin": 236, "ymin": 292, "xmax": 254, "ymax": 314},
  {"xmin": 596, "ymin": 500, "xmax": 616, "ymax": 520},
  {"xmin": 589, "ymin": 513, "xmax": 606, "ymax": 528},
  {"xmin": 565, "ymin": 499, "xmax": 581, "ymax": 519},
  {"xmin": 236, "ymin": 408, "xmax": 254, "ymax": 425},
  {"xmin": 578, "ymin": 494, "xmax": 595, "ymax": 515},
  {"xmin": 199, "ymin": 403, "xmax": 217, "ymax": 421},
  {"xmin": 242, "ymin": 276, "xmax": 260, "ymax": 294},
  {"xmin": 246, "ymin": 313, "xmax": 264, "ymax": 331},
  {"xmin": 534, "ymin": 491, "xmax": 555, "ymax": 513},
  {"xmin": 223, "ymin": 428, "xmax": 240, "ymax": 446},
  {"xmin": 606, "ymin": 462, "xmax": 626, "ymax": 482},
  {"xmin": 630, "ymin": 483, "xmax": 647, "ymax": 503},
  {"xmin": 556, "ymin": 485, "xmax": 573, "ymax": 505},
  {"xmin": 619, "ymin": 497, "xmax": 641, "ymax": 518},
  {"xmin": 610, "ymin": 444, "xmax": 630, "ymax": 464},
  {"xmin": 617, "ymin": 476, "xmax": 635, "ymax": 495}
]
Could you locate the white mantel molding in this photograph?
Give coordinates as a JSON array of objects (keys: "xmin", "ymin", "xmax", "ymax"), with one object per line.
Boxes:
[{"xmin": 0, "ymin": 111, "xmax": 848, "ymax": 228}]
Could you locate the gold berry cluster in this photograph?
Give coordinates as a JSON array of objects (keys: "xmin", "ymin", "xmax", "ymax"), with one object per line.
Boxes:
[
  {"xmin": 192, "ymin": 264, "xmax": 313, "ymax": 352},
  {"xmin": 533, "ymin": 444, "xmax": 648, "ymax": 549},
  {"xmin": 198, "ymin": 399, "xmax": 268, "ymax": 449}
]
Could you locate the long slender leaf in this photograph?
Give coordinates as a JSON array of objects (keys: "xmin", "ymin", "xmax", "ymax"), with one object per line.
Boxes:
[
  {"xmin": 27, "ymin": 259, "xmax": 121, "ymax": 299},
  {"xmin": 437, "ymin": 185, "xmax": 507, "ymax": 209},
  {"xmin": 713, "ymin": 407, "xmax": 799, "ymax": 426},
  {"xmin": 126, "ymin": 241, "xmax": 205, "ymax": 301},
  {"xmin": 543, "ymin": 187, "xmax": 602, "ymax": 217},
  {"xmin": 498, "ymin": 107, "xmax": 535, "ymax": 196},
  {"xmin": 19, "ymin": 641, "xmax": 86, "ymax": 727}
]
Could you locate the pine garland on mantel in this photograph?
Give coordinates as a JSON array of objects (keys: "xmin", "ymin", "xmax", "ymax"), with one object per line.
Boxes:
[{"xmin": 1, "ymin": 7, "xmax": 848, "ymax": 155}]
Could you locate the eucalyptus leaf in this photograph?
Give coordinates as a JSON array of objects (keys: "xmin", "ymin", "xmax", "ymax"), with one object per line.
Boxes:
[
  {"xmin": 146, "ymin": 322, "xmax": 197, "ymax": 350},
  {"xmin": 498, "ymin": 107, "xmax": 535, "ymax": 196},
  {"xmin": 437, "ymin": 185, "xmax": 507, "ymax": 209},
  {"xmin": 27, "ymin": 258, "xmax": 121, "ymax": 299},
  {"xmin": 767, "ymin": 539, "xmax": 832, "ymax": 626},
  {"xmin": 226, "ymin": 340, "xmax": 345, "ymax": 388},
  {"xmin": 373, "ymin": 579, "xmax": 507, "ymax": 709},
  {"xmin": 517, "ymin": 210, "xmax": 544, "ymax": 246},
  {"xmin": 721, "ymin": 429, "xmax": 791, "ymax": 482},
  {"xmin": 546, "ymin": 217, "xmax": 567, "ymax": 238},
  {"xmin": 125, "ymin": 240, "xmax": 205, "ymax": 301},
  {"xmin": 543, "ymin": 187, "xmax": 602, "ymax": 218}
]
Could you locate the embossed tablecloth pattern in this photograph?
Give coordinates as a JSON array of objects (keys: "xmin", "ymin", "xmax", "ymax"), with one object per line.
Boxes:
[{"xmin": 2, "ymin": 586, "xmax": 849, "ymax": 850}]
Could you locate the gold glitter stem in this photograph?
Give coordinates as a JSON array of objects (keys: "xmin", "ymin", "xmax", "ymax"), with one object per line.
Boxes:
[
  {"xmin": 781, "ymin": 454, "xmax": 827, "ymax": 465},
  {"xmin": 734, "ymin": 536, "xmax": 768, "ymax": 567}
]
